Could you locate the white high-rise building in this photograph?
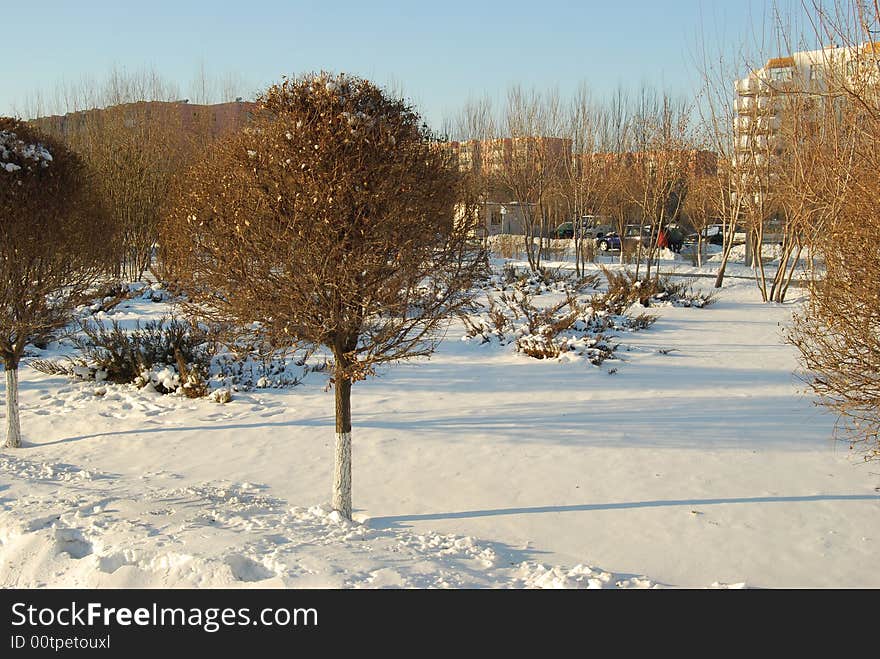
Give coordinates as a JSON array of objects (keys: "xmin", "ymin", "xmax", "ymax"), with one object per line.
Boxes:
[{"xmin": 733, "ymin": 41, "xmax": 880, "ymax": 166}]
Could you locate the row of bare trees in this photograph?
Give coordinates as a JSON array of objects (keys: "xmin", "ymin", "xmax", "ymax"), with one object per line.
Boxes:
[
  {"xmin": 446, "ymin": 86, "xmax": 714, "ymax": 281},
  {"xmin": 13, "ymin": 63, "xmax": 252, "ymax": 120},
  {"xmin": 24, "ymin": 69, "xmax": 248, "ymax": 281}
]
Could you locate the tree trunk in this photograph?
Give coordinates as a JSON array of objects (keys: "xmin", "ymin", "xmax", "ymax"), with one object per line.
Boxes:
[
  {"xmin": 5, "ymin": 364, "xmax": 22, "ymax": 449},
  {"xmin": 332, "ymin": 365, "xmax": 353, "ymax": 520}
]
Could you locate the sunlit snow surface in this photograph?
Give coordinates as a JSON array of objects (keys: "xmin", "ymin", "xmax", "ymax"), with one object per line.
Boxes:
[{"xmin": 1, "ymin": 256, "xmax": 877, "ymax": 588}]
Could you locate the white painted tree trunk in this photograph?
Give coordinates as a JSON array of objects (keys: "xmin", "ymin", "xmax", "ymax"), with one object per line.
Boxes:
[
  {"xmin": 331, "ymin": 369, "xmax": 353, "ymax": 519},
  {"xmin": 5, "ymin": 367, "xmax": 22, "ymax": 448},
  {"xmin": 332, "ymin": 432, "xmax": 352, "ymax": 519}
]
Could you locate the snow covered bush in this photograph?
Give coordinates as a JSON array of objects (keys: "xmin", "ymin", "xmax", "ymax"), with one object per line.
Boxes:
[
  {"xmin": 462, "ymin": 284, "xmax": 648, "ymax": 365},
  {"xmin": 595, "ymin": 267, "xmax": 715, "ymax": 313},
  {"xmin": 480, "ymin": 266, "xmax": 601, "ymax": 297},
  {"xmin": 650, "ymin": 277, "xmax": 716, "ymax": 308},
  {"xmin": 211, "ymin": 330, "xmax": 321, "ymax": 391},
  {"xmin": 504, "ymin": 290, "xmax": 643, "ymax": 363},
  {"xmin": 33, "ymin": 317, "xmax": 215, "ymax": 396}
]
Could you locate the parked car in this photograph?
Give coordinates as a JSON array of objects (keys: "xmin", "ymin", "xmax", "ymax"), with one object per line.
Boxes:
[
  {"xmin": 596, "ymin": 224, "xmax": 651, "ymax": 251},
  {"xmin": 685, "ymin": 223, "xmax": 746, "ymax": 247},
  {"xmin": 554, "ymin": 215, "xmax": 613, "ymax": 239},
  {"xmin": 583, "ymin": 224, "xmax": 615, "ymax": 240},
  {"xmin": 690, "ymin": 224, "xmax": 725, "ymax": 246},
  {"xmin": 554, "ymin": 221, "xmax": 576, "ymax": 239}
]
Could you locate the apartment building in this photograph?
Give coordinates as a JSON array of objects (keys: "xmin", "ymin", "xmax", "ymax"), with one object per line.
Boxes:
[
  {"xmin": 33, "ymin": 99, "xmax": 257, "ymax": 140},
  {"xmin": 445, "ymin": 136, "xmax": 572, "ymax": 176},
  {"xmin": 577, "ymin": 149, "xmax": 717, "ymax": 179},
  {"xmin": 733, "ymin": 41, "xmax": 880, "ymax": 170}
]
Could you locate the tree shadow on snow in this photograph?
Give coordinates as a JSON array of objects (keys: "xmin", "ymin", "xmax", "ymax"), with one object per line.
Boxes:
[
  {"xmin": 37, "ymin": 418, "xmax": 331, "ymax": 447},
  {"xmin": 369, "ymin": 494, "xmax": 880, "ymax": 529}
]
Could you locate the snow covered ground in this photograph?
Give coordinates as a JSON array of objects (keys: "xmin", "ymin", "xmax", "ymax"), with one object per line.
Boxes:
[{"xmin": 0, "ymin": 255, "xmax": 877, "ymax": 589}]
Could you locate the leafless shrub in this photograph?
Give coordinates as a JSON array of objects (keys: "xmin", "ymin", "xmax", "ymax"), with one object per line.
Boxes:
[
  {"xmin": 595, "ymin": 267, "xmax": 714, "ymax": 312},
  {"xmin": 487, "ymin": 299, "xmax": 510, "ymax": 335},
  {"xmin": 515, "ymin": 334, "xmax": 565, "ymax": 359},
  {"xmin": 629, "ymin": 312, "xmax": 659, "ymax": 330},
  {"xmin": 33, "ymin": 317, "xmax": 215, "ymax": 396},
  {"xmin": 592, "ymin": 267, "xmax": 649, "ymax": 314},
  {"xmin": 27, "ymin": 360, "xmax": 72, "ymax": 377}
]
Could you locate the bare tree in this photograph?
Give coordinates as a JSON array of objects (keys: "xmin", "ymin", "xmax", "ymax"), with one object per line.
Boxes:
[
  {"xmin": 561, "ymin": 87, "xmax": 619, "ymax": 275},
  {"xmin": 160, "ymin": 73, "xmax": 485, "ymax": 518},
  {"xmin": 627, "ymin": 92, "xmax": 693, "ymax": 280},
  {"xmin": 693, "ymin": 10, "xmax": 761, "ymax": 289},
  {"xmin": 190, "ymin": 60, "xmax": 215, "ymax": 105},
  {"xmin": 490, "ymin": 86, "xmax": 566, "ymax": 272},
  {"xmin": 596, "ymin": 88, "xmax": 636, "ymax": 266},
  {"xmin": 0, "ymin": 118, "xmax": 113, "ymax": 448},
  {"xmin": 682, "ymin": 169, "xmax": 718, "ymax": 267}
]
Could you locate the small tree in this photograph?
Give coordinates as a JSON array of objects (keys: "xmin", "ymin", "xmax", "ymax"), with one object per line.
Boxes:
[
  {"xmin": 682, "ymin": 170, "xmax": 717, "ymax": 267},
  {"xmin": 0, "ymin": 118, "xmax": 112, "ymax": 448},
  {"xmin": 627, "ymin": 93, "xmax": 692, "ymax": 280},
  {"xmin": 161, "ymin": 74, "xmax": 484, "ymax": 519},
  {"xmin": 490, "ymin": 87, "xmax": 565, "ymax": 272}
]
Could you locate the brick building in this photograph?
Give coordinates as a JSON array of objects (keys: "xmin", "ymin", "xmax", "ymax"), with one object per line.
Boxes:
[{"xmin": 32, "ymin": 99, "xmax": 257, "ymax": 140}]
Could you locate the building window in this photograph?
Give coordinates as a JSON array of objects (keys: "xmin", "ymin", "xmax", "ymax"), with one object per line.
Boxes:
[
  {"xmin": 770, "ymin": 67, "xmax": 793, "ymax": 82},
  {"xmin": 846, "ymin": 59, "xmax": 859, "ymax": 78}
]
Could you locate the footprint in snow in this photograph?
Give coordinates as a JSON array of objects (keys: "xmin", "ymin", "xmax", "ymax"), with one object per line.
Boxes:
[{"xmin": 224, "ymin": 555, "xmax": 276, "ymax": 582}]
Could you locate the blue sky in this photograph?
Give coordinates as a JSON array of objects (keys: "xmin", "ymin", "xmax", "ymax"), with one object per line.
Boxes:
[{"xmin": 3, "ymin": 1, "xmax": 812, "ymax": 127}]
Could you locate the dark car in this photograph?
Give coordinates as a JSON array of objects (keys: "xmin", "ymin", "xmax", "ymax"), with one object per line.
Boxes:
[
  {"xmin": 554, "ymin": 216, "xmax": 613, "ymax": 239},
  {"xmin": 596, "ymin": 224, "xmax": 651, "ymax": 251},
  {"xmin": 554, "ymin": 221, "xmax": 576, "ymax": 239},
  {"xmin": 596, "ymin": 234, "xmax": 619, "ymax": 251},
  {"xmin": 686, "ymin": 224, "xmax": 725, "ymax": 246},
  {"xmin": 583, "ymin": 224, "xmax": 614, "ymax": 240}
]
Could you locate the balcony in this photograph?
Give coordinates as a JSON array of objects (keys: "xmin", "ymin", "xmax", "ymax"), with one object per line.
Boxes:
[
  {"xmin": 735, "ymin": 77, "xmax": 755, "ymax": 95},
  {"xmin": 757, "ymin": 115, "xmax": 781, "ymax": 132},
  {"xmin": 735, "ymin": 133, "xmax": 782, "ymax": 153},
  {"xmin": 735, "ymin": 95, "xmax": 776, "ymax": 115},
  {"xmin": 738, "ymin": 115, "xmax": 781, "ymax": 133},
  {"xmin": 735, "ymin": 76, "xmax": 770, "ymax": 96}
]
